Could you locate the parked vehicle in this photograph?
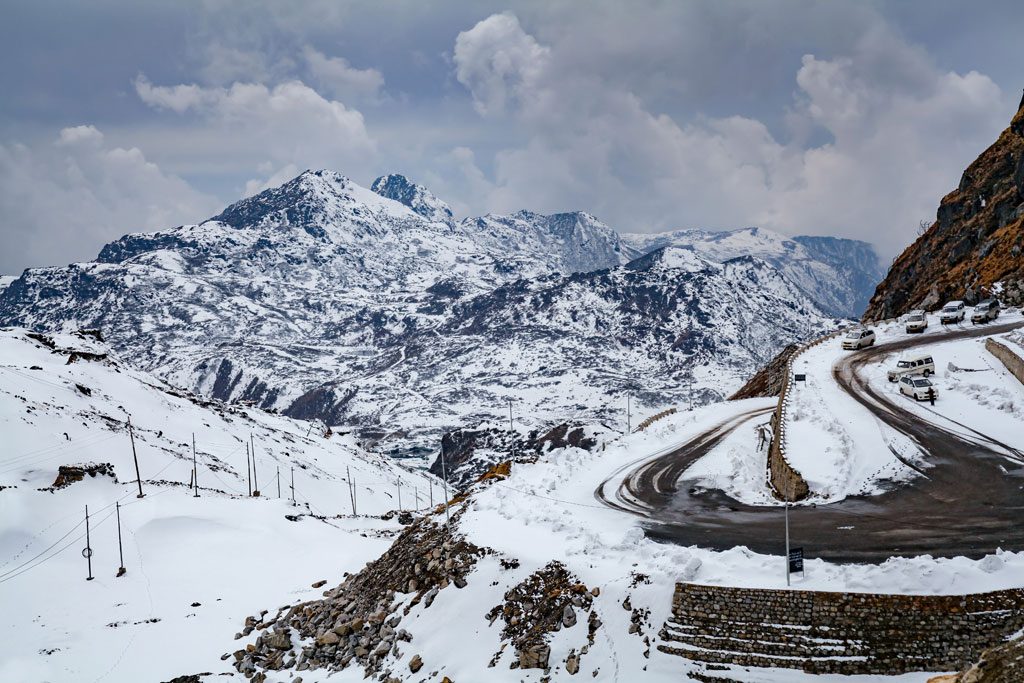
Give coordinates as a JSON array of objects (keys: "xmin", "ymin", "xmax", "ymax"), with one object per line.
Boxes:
[
  {"xmin": 971, "ymin": 298, "xmax": 1000, "ymax": 324},
  {"xmin": 905, "ymin": 310, "xmax": 928, "ymax": 333},
  {"xmin": 842, "ymin": 328, "xmax": 876, "ymax": 350},
  {"xmin": 899, "ymin": 375, "xmax": 938, "ymax": 401},
  {"xmin": 939, "ymin": 301, "xmax": 965, "ymax": 324},
  {"xmin": 888, "ymin": 354, "xmax": 935, "ymax": 382}
]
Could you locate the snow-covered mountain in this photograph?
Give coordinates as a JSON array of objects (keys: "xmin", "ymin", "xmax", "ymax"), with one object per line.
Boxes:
[
  {"xmin": 621, "ymin": 227, "xmax": 884, "ymax": 318},
  {"xmin": 0, "ymin": 326, "xmax": 437, "ymax": 681},
  {"xmin": 0, "ymin": 170, "xmax": 844, "ymax": 458}
]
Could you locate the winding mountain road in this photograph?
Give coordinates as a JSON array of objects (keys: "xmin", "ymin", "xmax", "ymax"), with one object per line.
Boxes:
[{"xmin": 596, "ymin": 320, "xmax": 1024, "ymax": 563}]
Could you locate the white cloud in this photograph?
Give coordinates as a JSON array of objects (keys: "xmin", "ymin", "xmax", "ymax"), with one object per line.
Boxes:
[
  {"xmin": 302, "ymin": 46, "xmax": 384, "ymax": 100},
  {"xmin": 449, "ymin": 12, "xmax": 1009, "ymax": 257},
  {"xmin": 134, "ymin": 76, "xmax": 378, "ymax": 194},
  {"xmin": 453, "ymin": 12, "xmax": 550, "ymax": 116},
  {"xmin": 0, "ymin": 126, "xmax": 220, "ymax": 274}
]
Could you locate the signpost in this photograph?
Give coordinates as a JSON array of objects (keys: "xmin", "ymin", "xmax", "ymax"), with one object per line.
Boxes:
[{"xmin": 789, "ymin": 547, "xmax": 804, "ymax": 576}]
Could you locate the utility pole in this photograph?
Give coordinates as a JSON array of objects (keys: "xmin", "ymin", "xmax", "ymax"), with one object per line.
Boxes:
[
  {"xmin": 626, "ymin": 393, "xmax": 631, "ymax": 433},
  {"xmin": 396, "ymin": 478, "xmax": 402, "ymax": 511},
  {"xmin": 351, "ymin": 471, "xmax": 357, "ymax": 515},
  {"xmin": 128, "ymin": 416, "xmax": 144, "ymax": 498},
  {"xmin": 440, "ymin": 441, "xmax": 451, "ymax": 529},
  {"xmin": 507, "ymin": 399, "xmax": 514, "ymax": 432},
  {"xmin": 290, "ymin": 466, "xmax": 296, "ymax": 507},
  {"xmin": 277, "ymin": 465, "xmax": 281, "ymax": 498},
  {"xmin": 429, "ymin": 479, "xmax": 434, "ymax": 508},
  {"xmin": 688, "ymin": 373, "xmax": 693, "ymax": 412},
  {"xmin": 785, "ymin": 501, "xmax": 791, "ymax": 588},
  {"xmin": 414, "ymin": 486, "xmax": 419, "ymax": 511},
  {"xmin": 192, "ymin": 433, "xmax": 199, "ymax": 498},
  {"xmin": 346, "ymin": 466, "xmax": 355, "ymax": 515},
  {"xmin": 116, "ymin": 501, "xmax": 126, "ymax": 577},
  {"xmin": 250, "ymin": 434, "xmax": 259, "ymax": 496},
  {"xmin": 246, "ymin": 443, "xmax": 252, "ymax": 497},
  {"xmin": 84, "ymin": 505, "xmax": 94, "ymax": 581}
]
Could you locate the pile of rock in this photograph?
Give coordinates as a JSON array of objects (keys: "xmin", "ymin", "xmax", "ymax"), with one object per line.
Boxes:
[
  {"xmin": 486, "ymin": 561, "xmax": 601, "ymax": 673},
  {"xmin": 46, "ymin": 462, "xmax": 116, "ymax": 490},
  {"xmin": 230, "ymin": 517, "xmax": 487, "ymax": 680}
]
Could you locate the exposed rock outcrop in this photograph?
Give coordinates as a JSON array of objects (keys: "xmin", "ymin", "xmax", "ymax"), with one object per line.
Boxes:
[
  {"xmin": 486, "ymin": 561, "xmax": 599, "ymax": 671},
  {"xmin": 429, "ymin": 422, "xmax": 599, "ymax": 491},
  {"xmin": 230, "ymin": 517, "xmax": 487, "ymax": 680},
  {"xmin": 729, "ymin": 343, "xmax": 799, "ymax": 399},
  {"xmin": 928, "ymin": 633, "xmax": 1024, "ymax": 683},
  {"xmin": 865, "ymin": 95, "xmax": 1024, "ymax": 320}
]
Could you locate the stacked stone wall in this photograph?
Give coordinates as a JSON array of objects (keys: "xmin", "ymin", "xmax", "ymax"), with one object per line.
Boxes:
[
  {"xmin": 985, "ymin": 337, "xmax": 1024, "ymax": 385},
  {"xmin": 659, "ymin": 583, "xmax": 1024, "ymax": 675}
]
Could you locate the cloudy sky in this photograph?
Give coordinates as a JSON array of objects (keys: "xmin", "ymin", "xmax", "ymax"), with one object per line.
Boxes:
[{"xmin": 1, "ymin": 1, "xmax": 1020, "ymax": 274}]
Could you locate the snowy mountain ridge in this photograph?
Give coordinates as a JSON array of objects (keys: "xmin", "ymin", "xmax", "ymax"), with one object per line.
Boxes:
[
  {"xmin": 621, "ymin": 226, "xmax": 885, "ymax": 318},
  {"xmin": 0, "ymin": 170, "xmax": 850, "ymax": 458}
]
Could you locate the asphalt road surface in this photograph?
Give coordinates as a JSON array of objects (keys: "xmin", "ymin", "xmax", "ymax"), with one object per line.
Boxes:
[{"xmin": 596, "ymin": 320, "xmax": 1024, "ymax": 563}]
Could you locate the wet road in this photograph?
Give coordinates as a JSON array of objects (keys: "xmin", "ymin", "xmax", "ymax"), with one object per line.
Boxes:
[{"xmin": 596, "ymin": 320, "xmax": 1024, "ymax": 563}]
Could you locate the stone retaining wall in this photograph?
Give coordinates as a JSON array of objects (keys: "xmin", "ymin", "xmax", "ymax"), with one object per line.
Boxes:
[
  {"xmin": 659, "ymin": 583, "xmax": 1024, "ymax": 676},
  {"xmin": 986, "ymin": 337, "xmax": 1024, "ymax": 385}
]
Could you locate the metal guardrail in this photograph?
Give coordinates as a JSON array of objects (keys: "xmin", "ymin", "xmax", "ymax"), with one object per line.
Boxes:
[{"xmin": 635, "ymin": 407, "xmax": 678, "ymax": 432}]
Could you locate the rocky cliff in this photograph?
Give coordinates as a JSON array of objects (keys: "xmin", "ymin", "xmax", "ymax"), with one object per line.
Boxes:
[{"xmin": 864, "ymin": 94, "xmax": 1024, "ymax": 320}]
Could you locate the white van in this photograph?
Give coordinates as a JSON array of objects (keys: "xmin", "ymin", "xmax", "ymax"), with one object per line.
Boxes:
[
  {"xmin": 905, "ymin": 310, "xmax": 928, "ymax": 333},
  {"xmin": 842, "ymin": 328, "xmax": 876, "ymax": 350},
  {"xmin": 899, "ymin": 375, "xmax": 938, "ymax": 401},
  {"xmin": 887, "ymin": 354, "xmax": 935, "ymax": 382},
  {"xmin": 939, "ymin": 301, "xmax": 965, "ymax": 324}
]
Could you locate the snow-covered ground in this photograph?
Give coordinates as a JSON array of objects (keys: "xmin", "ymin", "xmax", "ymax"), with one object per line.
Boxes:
[
  {"xmin": 766, "ymin": 308, "xmax": 1024, "ymax": 502},
  {"xmin": 0, "ymin": 328, "xmax": 438, "ymax": 682},
  {"xmin": 4, "ymin": 319, "xmax": 1024, "ymax": 681},
  {"xmin": 374, "ymin": 400, "xmax": 1024, "ymax": 682},
  {"xmin": 859, "ymin": 334, "xmax": 1024, "ymax": 456}
]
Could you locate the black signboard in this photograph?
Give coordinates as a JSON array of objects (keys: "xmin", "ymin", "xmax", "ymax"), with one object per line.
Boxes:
[
  {"xmin": 794, "ymin": 374, "xmax": 806, "ymax": 382},
  {"xmin": 788, "ymin": 547, "xmax": 804, "ymax": 574}
]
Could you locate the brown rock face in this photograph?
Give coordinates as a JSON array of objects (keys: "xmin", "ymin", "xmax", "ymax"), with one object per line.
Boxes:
[
  {"xmin": 729, "ymin": 343, "xmax": 799, "ymax": 400},
  {"xmin": 864, "ymin": 95, "xmax": 1024, "ymax": 321}
]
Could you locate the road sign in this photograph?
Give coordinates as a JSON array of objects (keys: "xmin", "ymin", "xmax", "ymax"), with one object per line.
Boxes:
[
  {"xmin": 794, "ymin": 374, "xmax": 806, "ymax": 382},
  {"xmin": 788, "ymin": 547, "xmax": 804, "ymax": 574},
  {"xmin": 82, "ymin": 547, "xmax": 93, "ymax": 559}
]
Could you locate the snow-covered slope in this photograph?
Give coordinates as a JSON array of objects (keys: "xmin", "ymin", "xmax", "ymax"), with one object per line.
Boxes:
[
  {"xmin": 0, "ymin": 327, "xmax": 437, "ymax": 681},
  {"xmin": 0, "ymin": 171, "xmax": 841, "ymax": 459},
  {"xmin": 621, "ymin": 227, "xmax": 884, "ymax": 318}
]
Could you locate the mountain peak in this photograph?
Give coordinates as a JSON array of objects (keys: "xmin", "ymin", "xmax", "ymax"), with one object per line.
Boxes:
[{"xmin": 371, "ymin": 174, "xmax": 453, "ymax": 224}]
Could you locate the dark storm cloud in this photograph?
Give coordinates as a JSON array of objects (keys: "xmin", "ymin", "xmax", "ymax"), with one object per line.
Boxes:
[{"xmin": 0, "ymin": 0, "xmax": 1020, "ymax": 274}]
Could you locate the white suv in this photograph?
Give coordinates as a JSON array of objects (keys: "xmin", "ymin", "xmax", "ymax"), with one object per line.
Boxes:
[
  {"xmin": 887, "ymin": 355, "xmax": 935, "ymax": 382},
  {"xmin": 971, "ymin": 299, "xmax": 1000, "ymax": 324},
  {"xmin": 904, "ymin": 310, "xmax": 928, "ymax": 333},
  {"xmin": 842, "ymin": 328, "xmax": 876, "ymax": 350},
  {"xmin": 939, "ymin": 301, "xmax": 965, "ymax": 324},
  {"xmin": 899, "ymin": 375, "xmax": 938, "ymax": 401}
]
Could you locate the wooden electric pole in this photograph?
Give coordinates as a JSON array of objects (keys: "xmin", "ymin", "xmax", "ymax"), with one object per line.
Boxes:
[
  {"xmin": 116, "ymin": 501, "xmax": 126, "ymax": 577},
  {"xmin": 192, "ymin": 433, "xmax": 199, "ymax": 498},
  {"xmin": 84, "ymin": 505, "xmax": 94, "ymax": 581},
  {"xmin": 440, "ymin": 441, "xmax": 451, "ymax": 528},
  {"xmin": 128, "ymin": 416, "xmax": 144, "ymax": 498},
  {"xmin": 250, "ymin": 434, "xmax": 259, "ymax": 496}
]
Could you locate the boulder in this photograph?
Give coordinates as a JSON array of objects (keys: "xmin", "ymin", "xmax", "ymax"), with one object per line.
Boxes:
[{"xmin": 264, "ymin": 632, "xmax": 291, "ymax": 650}]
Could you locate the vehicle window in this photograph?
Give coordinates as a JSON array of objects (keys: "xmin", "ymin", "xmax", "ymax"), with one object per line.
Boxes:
[
  {"xmin": 913, "ymin": 380, "xmax": 930, "ymax": 387},
  {"xmin": 897, "ymin": 361, "xmax": 910, "ymax": 368},
  {"xmin": 925, "ymin": 358, "xmax": 932, "ymax": 364}
]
